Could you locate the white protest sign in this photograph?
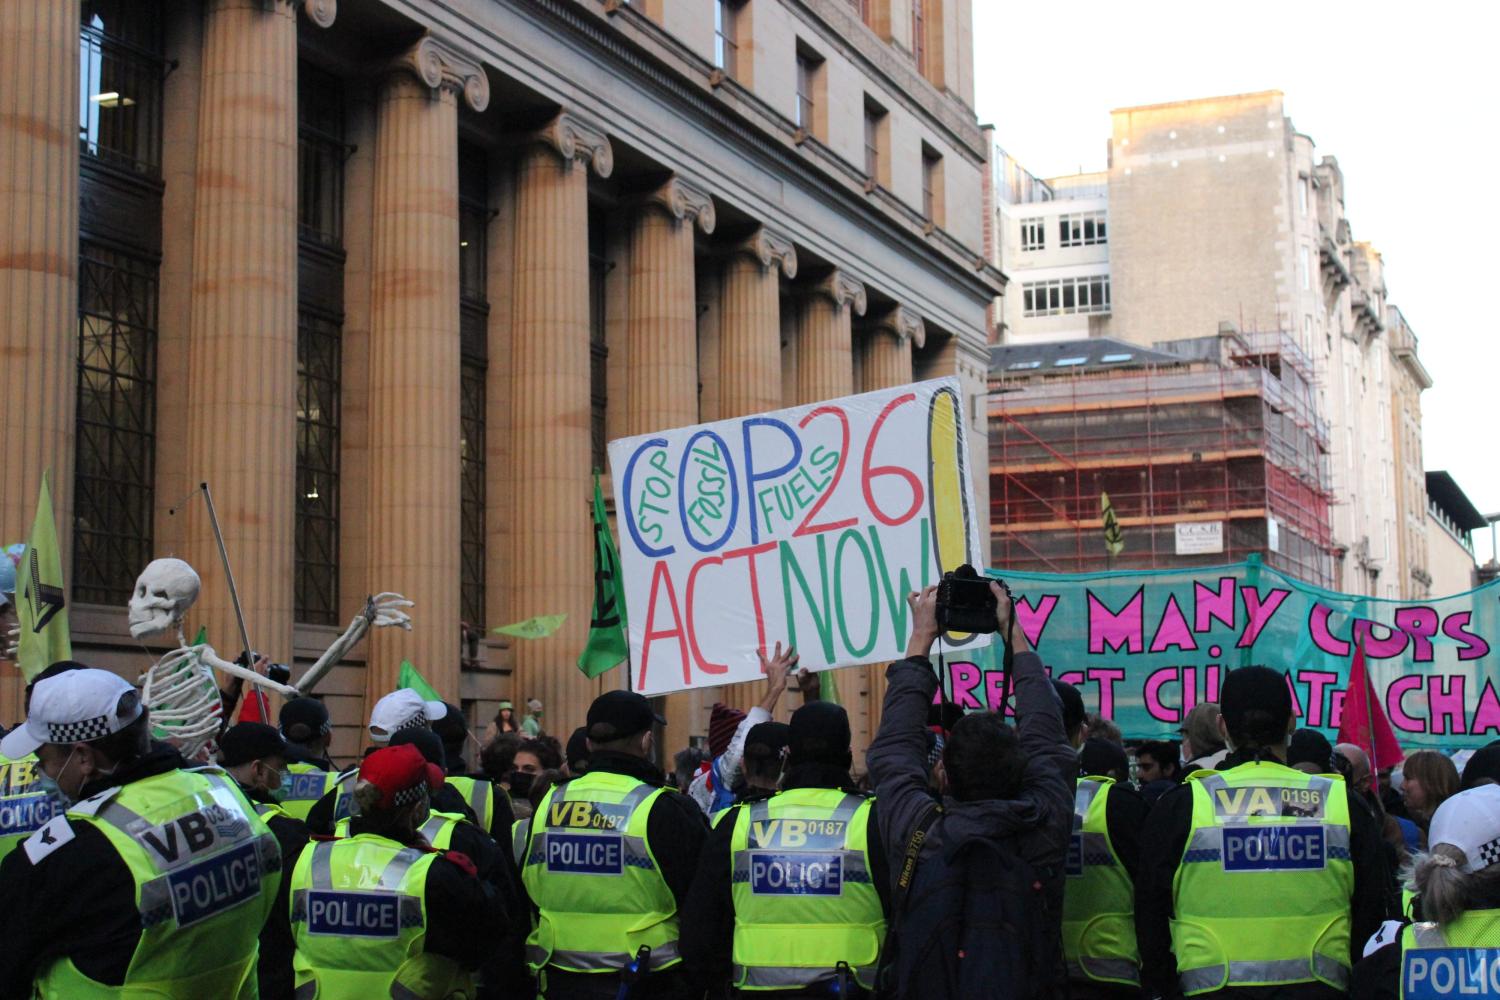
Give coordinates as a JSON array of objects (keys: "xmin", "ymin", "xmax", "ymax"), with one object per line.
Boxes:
[{"xmin": 607, "ymin": 377, "xmax": 989, "ymax": 696}]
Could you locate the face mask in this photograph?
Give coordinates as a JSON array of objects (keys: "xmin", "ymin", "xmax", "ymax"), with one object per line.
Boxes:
[
  {"xmin": 508, "ymin": 770, "xmax": 535, "ymax": 798},
  {"xmin": 262, "ymin": 764, "xmax": 289, "ymax": 802},
  {"xmin": 38, "ymin": 747, "xmax": 79, "ymax": 808}
]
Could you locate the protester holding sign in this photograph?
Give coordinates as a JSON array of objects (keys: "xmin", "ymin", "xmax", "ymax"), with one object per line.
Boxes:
[
  {"xmin": 0, "ymin": 665, "xmax": 277, "ymax": 997},
  {"xmin": 1136, "ymin": 666, "xmax": 1388, "ymax": 999},
  {"xmin": 868, "ymin": 582, "xmax": 1075, "ymax": 999}
]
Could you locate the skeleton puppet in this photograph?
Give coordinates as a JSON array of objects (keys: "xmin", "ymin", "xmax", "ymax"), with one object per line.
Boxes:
[{"xmin": 128, "ymin": 557, "xmax": 412, "ymax": 755}]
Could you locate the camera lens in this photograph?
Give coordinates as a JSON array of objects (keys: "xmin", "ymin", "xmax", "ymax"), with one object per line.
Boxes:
[{"xmin": 266, "ymin": 662, "xmax": 292, "ymax": 684}]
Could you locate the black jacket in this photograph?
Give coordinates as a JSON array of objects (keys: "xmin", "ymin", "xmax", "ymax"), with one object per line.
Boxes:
[
  {"xmin": 866, "ymin": 650, "xmax": 1076, "ymax": 996},
  {"xmin": 239, "ymin": 784, "xmax": 310, "ymax": 1000},
  {"xmin": 1135, "ymin": 748, "xmax": 1390, "ymax": 1000},
  {"xmin": 679, "ymin": 762, "xmax": 891, "ymax": 992},
  {"xmin": 304, "ymin": 757, "xmax": 478, "ymax": 835},
  {"xmin": 0, "ymin": 747, "xmax": 198, "ymax": 997}
]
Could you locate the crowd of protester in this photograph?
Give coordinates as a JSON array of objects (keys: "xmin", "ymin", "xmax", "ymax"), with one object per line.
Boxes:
[{"xmin": 1, "ymin": 581, "xmax": 1498, "ymax": 999}]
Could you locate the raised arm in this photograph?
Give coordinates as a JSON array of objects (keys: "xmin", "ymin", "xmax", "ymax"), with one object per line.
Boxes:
[{"xmin": 867, "ymin": 586, "xmax": 944, "ymax": 852}]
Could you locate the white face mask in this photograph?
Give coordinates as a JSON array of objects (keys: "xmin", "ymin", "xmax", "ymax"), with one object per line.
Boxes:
[{"xmin": 39, "ymin": 746, "xmax": 118, "ymax": 808}]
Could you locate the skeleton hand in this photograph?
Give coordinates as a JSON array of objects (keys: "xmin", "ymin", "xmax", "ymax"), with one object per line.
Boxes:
[
  {"xmin": 365, "ymin": 592, "xmax": 413, "ymax": 631},
  {"xmin": 295, "ymin": 594, "xmax": 417, "ymax": 695}
]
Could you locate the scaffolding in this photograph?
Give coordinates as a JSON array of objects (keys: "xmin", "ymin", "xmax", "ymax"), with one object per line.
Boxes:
[{"xmin": 988, "ymin": 331, "xmax": 1335, "ymax": 587}]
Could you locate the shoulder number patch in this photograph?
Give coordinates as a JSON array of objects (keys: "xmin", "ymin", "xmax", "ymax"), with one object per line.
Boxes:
[{"xmin": 23, "ymin": 815, "xmax": 76, "ymax": 864}]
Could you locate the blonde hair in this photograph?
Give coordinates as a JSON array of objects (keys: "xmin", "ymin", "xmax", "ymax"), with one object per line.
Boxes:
[{"xmin": 1407, "ymin": 844, "xmax": 1500, "ymax": 924}]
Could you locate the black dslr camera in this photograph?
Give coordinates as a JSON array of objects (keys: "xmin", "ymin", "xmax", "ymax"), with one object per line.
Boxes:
[{"xmin": 935, "ymin": 564, "xmax": 1000, "ymax": 634}]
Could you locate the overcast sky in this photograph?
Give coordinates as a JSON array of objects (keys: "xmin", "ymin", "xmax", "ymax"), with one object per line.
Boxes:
[{"xmin": 972, "ymin": 0, "xmax": 1500, "ymax": 563}]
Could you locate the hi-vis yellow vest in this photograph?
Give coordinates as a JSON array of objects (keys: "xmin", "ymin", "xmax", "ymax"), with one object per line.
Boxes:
[
  {"xmin": 728, "ymin": 788, "xmax": 883, "ymax": 991},
  {"xmin": 446, "ymin": 776, "xmax": 504, "ymax": 834},
  {"xmin": 1172, "ymin": 762, "xmax": 1354, "ymax": 996},
  {"xmin": 1062, "ymin": 776, "xmax": 1139, "ymax": 986},
  {"xmin": 1400, "ymin": 909, "xmax": 1500, "ymax": 999},
  {"xmin": 33, "ymin": 767, "xmax": 280, "ymax": 998},
  {"xmin": 522, "ymin": 772, "xmax": 679, "ymax": 975},
  {"xmin": 289, "ymin": 833, "xmax": 467, "ymax": 998},
  {"xmin": 0, "ymin": 752, "xmax": 54, "ymax": 862},
  {"xmin": 280, "ymin": 761, "xmax": 337, "ymax": 823},
  {"xmin": 335, "ymin": 810, "xmax": 465, "ymax": 850}
]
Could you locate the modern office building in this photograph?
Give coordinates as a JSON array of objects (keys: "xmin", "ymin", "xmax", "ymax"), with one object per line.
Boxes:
[{"xmin": 0, "ymin": 0, "xmax": 1000, "ymax": 757}]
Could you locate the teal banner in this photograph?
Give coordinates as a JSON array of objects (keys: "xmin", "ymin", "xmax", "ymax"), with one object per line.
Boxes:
[{"xmin": 938, "ymin": 558, "xmax": 1500, "ymax": 750}]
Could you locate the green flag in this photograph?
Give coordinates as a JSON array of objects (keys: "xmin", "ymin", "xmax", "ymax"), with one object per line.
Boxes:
[
  {"xmin": 15, "ymin": 475, "xmax": 70, "ymax": 680},
  {"xmin": 493, "ymin": 614, "xmax": 567, "ymax": 640},
  {"xmin": 398, "ymin": 660, "xmax": 442, "ymax": 702},
  {"xmin": 1101, "ymin": 491, "xmax": 1125, "ymax": 558},
  {"xmin": 819, "ymin": 669, "xmax": 842, "ymax": 706},
  {"xmin": 578, "ymin": 473, "xmax": 629, "ymax": 679}
]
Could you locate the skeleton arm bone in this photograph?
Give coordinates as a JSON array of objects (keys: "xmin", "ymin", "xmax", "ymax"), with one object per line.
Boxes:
[
  {"xmin": 294, "ymin": 593, "xmax": 413, "ymax": 694},
  {"xmin": 196, "ymin": 644, "xmax": 300, "ymax": 698}
]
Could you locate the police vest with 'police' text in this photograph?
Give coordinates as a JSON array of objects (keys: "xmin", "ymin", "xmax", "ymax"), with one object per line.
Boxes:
[{"xmin": 1401, "ymin": 909, "xmax": 1500, "ymax": 1000}]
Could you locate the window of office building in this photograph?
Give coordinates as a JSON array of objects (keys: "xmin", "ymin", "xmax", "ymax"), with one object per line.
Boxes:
[
  {"xmin": 589, "ymin": 213, "xmax": 610, "ymax": 472},
  {"xmin": 79, "ymin": 1, "xmax": 163, "ymax": 176},
  {"xmin": 298, "ymin": 64, "xmax": 345, "ymax": 249},
  {"xmin": 74, "ymin": 243, "xmax": 158, "ymax": 605},
  {"xmin": 921, "ymin": 143, "xmax": 944, "ymax": 224},
  {"xmin": 1020, "ymin": 218, "xmax": 1045, "ymax": 252},
  {"xmin": 295, "ymin": 69, "xmax": 345, "ymax": 625},
  {"xmin": 1058, "ymin": 211, "xmax": 1106, "ymax": 247},
  {"xmin": 795, "ymin": 49, "xmax": 818, "ymax": 132},
  {"xmin": 459, "ymin": 146, "xmax": 489, "ymax": 628},
  {"xmin": 295, "ymin": 311, "xmax": 340, "ymax": 625},
  {"xmin": 1021, "ymin": 274, "xmax": 1112, "ymax": 317},
  {"xmin": 714, "ymin": 0, "xmax": 740, "ymax": 78},
  {"xmin": 863, "ymin": 97, "xmax": 887, "ymax": 181}
]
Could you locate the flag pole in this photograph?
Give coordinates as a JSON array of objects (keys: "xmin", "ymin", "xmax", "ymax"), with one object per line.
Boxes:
[{"xmin": 200, "ymin": 483, "xmax": 254, "ymax": 661}]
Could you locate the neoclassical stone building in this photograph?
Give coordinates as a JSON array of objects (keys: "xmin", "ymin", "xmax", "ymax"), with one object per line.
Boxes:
[{"xmin": 0, "ymin": 0, "xmax": 999, "ymax": 759}]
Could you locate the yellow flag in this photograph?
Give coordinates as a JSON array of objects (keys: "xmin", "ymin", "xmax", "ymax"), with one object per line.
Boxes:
[
  {"xmin": 16, "ymin": 475, "xmax": 71, "ymax": 680},
  {"xmin": 1100, "ymin": 491, "xmax": 1125, "ymax": 558},
  {"xmin": 493, "ymin": 614, "xmax": 567, "ymax": 640}
]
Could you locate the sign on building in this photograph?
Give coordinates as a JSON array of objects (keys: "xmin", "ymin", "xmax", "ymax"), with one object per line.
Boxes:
[
  {"xmin": 607, "ymin": 378, "xmax": 988, "ymax": 697},
  {"xmin": 1175, "ymin": 521, "xmax": 1224, "ymax": 555}
]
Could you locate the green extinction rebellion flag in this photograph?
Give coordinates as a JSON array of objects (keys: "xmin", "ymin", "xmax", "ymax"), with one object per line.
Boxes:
[
  {"xmin": 398, "ymin": 660, "xmax": 442, "ymax": 702},
  {"xmin": 578, "ymin": 473, "xmax": 629, "ymax": 679},
  {"xmin": 494, "ymin": 615, "xmax": 568, "ymax": 640},
  {"xmin": 16, "ymin": 475, "xmax": 70, "ymax": 680}
]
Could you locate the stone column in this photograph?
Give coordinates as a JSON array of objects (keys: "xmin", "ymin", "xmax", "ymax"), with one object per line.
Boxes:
[
  {"xmin": 182, "ymin": 0, "xmax": 303, "ymax": 666},
  {"xmin": 715, "ymin": 228, "xmax": 796, "ymax": 714},
  {"xmin": 857, "ymin": 305, "xmax": 925, "ymax": 729},
  {"xmin": 794, "ymin": 268, "xmax": 869, "ymax": 749},
  {"xmin": 504, "ymin": 113, "xmax": 612, "ymax": 732},
  {"xmin": 795, "ymin": 268, "xmax": 867, "ymax": 403},
  {"xmin": 0, "ymin": 0, "xmax": 78, "ymax": 717},
  {"xmin": 720, "ymin": 227, "xmax": 797, "ymax": 419},
  {"xmin": 363, "ymin": 38, "xmax": 489, "ymax": 701},
  {"xmin": 625, "ymin": 176, "xmax": 714, "ymax": 738}
]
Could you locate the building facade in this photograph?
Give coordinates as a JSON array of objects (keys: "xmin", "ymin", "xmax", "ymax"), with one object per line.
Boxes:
[
  {"xmin": 1424, "ymin": 472, "xmax": 1484, "ymax": 599},
  {"xmin": 986, "ymin": 91, "xmax": 1430, "ymax": 598},
  {"xmin": 0, "ymin": 0, "xmax": 999, "ymax": 759}
]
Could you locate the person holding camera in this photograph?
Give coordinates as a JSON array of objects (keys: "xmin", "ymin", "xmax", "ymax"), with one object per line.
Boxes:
[{"xmin": 867, "ymin": 576, "xmax": 1076, "ymax": 1000}]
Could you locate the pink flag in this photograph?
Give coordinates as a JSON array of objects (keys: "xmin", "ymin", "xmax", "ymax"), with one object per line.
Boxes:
[{"xmin": 1337, "ymin": 643, "xmax": 1403, "ymax": 789}]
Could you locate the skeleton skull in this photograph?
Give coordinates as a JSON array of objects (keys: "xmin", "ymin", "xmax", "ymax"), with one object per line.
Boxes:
[{"xmin": 128, "ymin": 558, "xmax": 202, "ymax": 639}]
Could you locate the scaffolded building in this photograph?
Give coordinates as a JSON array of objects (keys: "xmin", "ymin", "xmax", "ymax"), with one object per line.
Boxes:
[{"xmin": 989, "ymin": 326, "xmax": 1335, "ymax": 587}]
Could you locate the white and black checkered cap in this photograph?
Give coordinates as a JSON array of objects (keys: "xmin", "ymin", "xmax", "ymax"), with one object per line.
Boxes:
[
  {"xmin": 1429, "ymin": 784, "xmax": 1500, "ymax": 872},
  {"xmin": 0, "ymin": 668, "xmax": 142, "ymax": 758},
  {"xmin": 367, "ymin": 689, "xmax": 447, "ymax": 744}
]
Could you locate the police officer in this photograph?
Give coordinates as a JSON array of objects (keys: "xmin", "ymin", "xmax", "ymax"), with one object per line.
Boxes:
[
  {"xmin": 681, "ymin": 700, "xmax": 889, "ymax": 997},
  {"xmin": 521, "ymin": 690, "xmax": 708, "ymax": 1000},
  {"xmin": 0, "ymin": 667, "xmax": 64, "ymax": 861},
  {"xmin": 219, "ymin": 721, "xmax": 311, "ymax": 1000},
  {"xmin": 1352, "ymin": 784, "xmax": 1500, "ymax": 999},
  {"xmin": 1137, "ymin": 665, "xmax": 1388, "ymax": 999},
  {"xmin": 306, "ymin": 689, "xmax": 451, "ymax": 833},
  {"xmin": 288, "ymin": 743, "xmax": 498, "ymax": 998},
  {"xmin": 0, "ymin": 667, "xmax": 279, "ymax": 997},
  {"xmin": 277, "ymin": 697, "xmax": 338, "ymax": 822},
  {"xmin": 1052, "ymin": 679, "xmax": 1146, "ymax": 999}
]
